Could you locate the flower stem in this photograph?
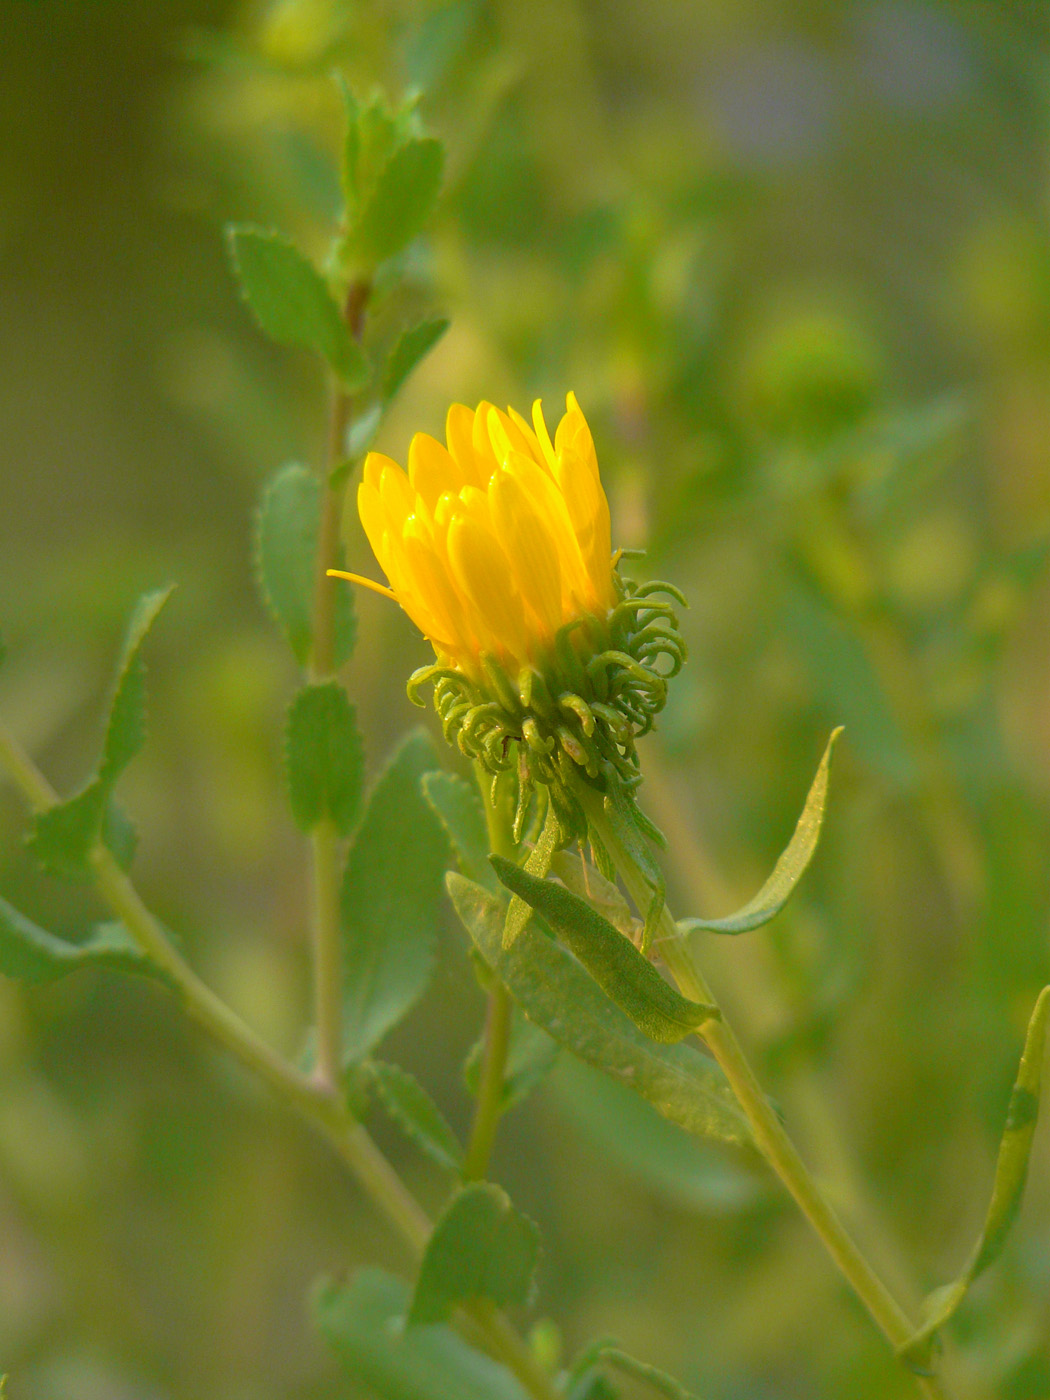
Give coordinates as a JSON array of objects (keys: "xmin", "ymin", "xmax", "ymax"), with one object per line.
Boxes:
[
  {"xmin": 464, "ymin": 982, "xmax": 513, "ymax": 1181},
  {"xmin": 582, "ymin": 789, "xmax": 958, "ymax": 1400}
]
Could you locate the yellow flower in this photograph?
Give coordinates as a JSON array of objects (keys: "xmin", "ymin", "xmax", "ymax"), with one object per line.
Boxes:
[{"xmin": 333, "ymin": 394, "xmax": 614, "ymax": 678}]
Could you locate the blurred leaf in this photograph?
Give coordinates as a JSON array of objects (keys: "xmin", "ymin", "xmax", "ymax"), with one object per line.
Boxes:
[
  {"xmin": 0, "ymin": 902, "xmax": 159, "ymax": 985},
  {"xmin": 341, "ymin": 732, "xmax": 448, "ymax": 1061},
  {"xmin": 315, "ymin": 1269, "xmax": 529, "ymax": 1400},
  {"xmin": 422, "ymin": 770, "xmax": 497, "ymax": 891},
  {"xmin": 901, "ymin": 985, "xmax": 1050, "ymax": 1368},
  {"xmin": 409, "ymin": 1182, "xmax": 539, "ymax": 1325},
  {"xmin": 256, "ymin": 463, "xmax": 356, "ymax": 668},
  {"xmin": 227, "ymin": 226, "xmax": 368, "ymax": 389},
  {"xmin": 285, "ymin": 682, "xmax": 364, "ymax": 835},
  {"xmin": 464, "ymin": 1010, "xmax": 559, "ymax": 1111},
  {"xmin": 369, "ymin": 1060, "xmax": 464, "ymax": 1173},
  {"xmin": 340, "ymin": 88, "xmax": 420, "ymax": 220},
  {"xmin": 679, "ymin": 728, "xmax": 842, "ymax": 936},
  {"xmin": 100, "ymin": 585, "xmax": 175, "ymax": 782},
  {"xmin": 28, "ymin": 782, "xmax": 107, "ymax": 881},
  {"xmin": 446, "ymin": 876, "xmax": 752, "ymax": 1149},
  {"xmin": 491, "ymin": 856, "xmax": 716, "ymax": 1043},
  {"xmin": 593, "ymin": 1346, "xmax": 701, "ymax": 1400},
  {"xmin": 383, "ymin": 317, "xmax": 450, "ymax": 402},
  {"xmin": 351, "ymin": 139, "xmax": 444, "ymax": 266}
]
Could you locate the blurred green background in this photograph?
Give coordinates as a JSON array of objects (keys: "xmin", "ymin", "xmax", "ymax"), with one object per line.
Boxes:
[{"xmin": 3, "ymin": 1, "xmax": 1050, "ymax": 1396}]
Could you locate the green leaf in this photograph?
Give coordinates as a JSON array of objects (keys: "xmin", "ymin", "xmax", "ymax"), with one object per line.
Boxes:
[
  {"xmin": 409, "ymin": 1182, "xmax": 540, "ymax": 1325},
  {"xmin": 421, "ymin": 771, "xmax": 497, "ymax": 892},
  {"xmin": 316, "ymin": 1269, "xmax": 529, "ymax": 1400},
  {"xmin": 491, "ymin": 857, "xmax": 718, "ymax": 1044},
  {"xmin": 101, "ymin": 585, "xmax": 175, "ymax": 783},
  {"xmin": 383, "ymin": 317, "xmax": 450, "ymax": 402},
  {"xmin": 369, "ymin": 1060, "xmax": 464, "ymax": 1173},
  {"xmin": 900, "ymin": 984, "xmax": 1050, "ymax": 1368},
  {"xmin": 447, "ymin": 875, "xmax": 752, "ymax": 1149},
  {"xmin": 352, "ymin": 138, "xmax": 444, "ymax": 265},
  {"xmin": 464, "ymin": 1011, "xmax": 559, "ymax": 1112},
  {"xmin": 227, "ymin": 226, "xmax": 368, "ymax": 389},
  {"xmin": 256, "ymin": 463, "xmax": 356, "ymax": 668},
  {"xmin": 575, "ymin": 1343, "xmax": 702, "ymax": 1400},
  {"xmin": 285, "ymin": 682, "xmax": 364, "ymax": 835},
  {"xmin": 679, "ymin": 727, "xmax": 842, "ymax": 936},
  {"xmin": 551, "ymin": 850, "xmax": 636, "ymax": 935},
  {"xmin": 0, "ymin": 901, "xmax": 160, "ymax": 986},
  {"xmin": 28, "ymin": 782, "xmax": 106, "ymax": 880},
  {"xmin": 341, "ymin": 731, "xmax": 449, "ymax": 1060},
  {"xmin": 503, "ymin": 800, "xmax": 561, "ymax": 948}
]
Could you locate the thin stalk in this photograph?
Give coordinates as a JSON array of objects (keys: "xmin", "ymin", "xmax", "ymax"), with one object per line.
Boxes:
[
  {"xmin": 581, "ymin": 788, "xmax": 957, "ymax": 1400},
  {"xmin": 309, "ymin": 816, "xmax": 344, "ymax": 1087},
  {"xmin": 464, "ymin": 983, "xmax": 513, "ymax": 1180}
]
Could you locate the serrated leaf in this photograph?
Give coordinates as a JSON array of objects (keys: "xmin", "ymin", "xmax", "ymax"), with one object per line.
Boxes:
[
  {"xmin": 351, "ymin": 138, "xmax": 444, "ymax": 265},
  {"xmin": 369, "ymin": 1060, "xmax": 464, "ymax": 1173},
  {"xmin": 227, "ymin": 226, "xmax": 368, "ymax": 389},
  {"xmin": 421, "ymin": 771, "xmax": 497, "ymax": 892},
  {"xmin": 101, "ymin": 585, "xmax": 174, "ymax": 782},
  {"xmin": 409, "ymin": 1182, "xmax": 539, "ymax": 1326},
  {"xmin": 0, "ymin": 901, "xmax": 159, "ymax": 986},
  {"xmin": 315, "ymin": 1269, "xmax": 529, "ymax": 1400},
  {"xmin": 464, "ymin": 1011, "xmax": 559, "ymax": 1112},
  {"xmin": 900, "ymin": 984, "xmax": 1050, "ymax": 1367},
  {"xmin": 256, "ymin": 463, "xmax": 356, "ymax": 667},
  {"xmin": 447, "ymin": 875, "xmax": 752, "ymax": 1149},
  {"xmin": 679, "ymin": 728, "xmax": 842, "ymax": 936},
  {"xmin": 341, "ymin": 731, "xmax": 449, "ymax": 1060},
  {"xmin": 491, "ymin": 857, "xmax": 718, "ymax": 1044},
  {"xmin": 285, "ymin": 682, "xmax": 364, "ymax": 835},
  {"xmin": 383, "ymin": 317, "xmax": 450, "ymax": 402}
]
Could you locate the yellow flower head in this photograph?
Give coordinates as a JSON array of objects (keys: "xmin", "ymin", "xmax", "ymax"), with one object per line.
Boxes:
[{"xmin": 351, "ymin": 393, "xmax": 614, "ymax": 677}]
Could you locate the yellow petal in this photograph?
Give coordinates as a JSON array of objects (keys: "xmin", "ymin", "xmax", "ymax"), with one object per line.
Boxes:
[
  {"xmin": 358, "ymin": 480, "xmax": 391, "ymax": 573},
  {"xmin": 408, "ymin": 432, "xmax": 462, "ymax": 509},
  {"xmin": 531, "ymin": 399, "xmax": 558, "ymax": 473},
  {"xmin": 488, "ymin": 468, "xmax": 563, "ymax": 638},
  {"xmin": 446, "ymin": 404, "xmax": 486, "ymax": 488},
  {"xmin": 446, "ymin": 514, "xmax": 530, "ymax": 662},
  {"xmin": 363, "ymin": 451, "xmax": 397, "ymax": 491},
  {"xmin": 504, "ymin": 449, "xmax": 594, "ymax": 610}
]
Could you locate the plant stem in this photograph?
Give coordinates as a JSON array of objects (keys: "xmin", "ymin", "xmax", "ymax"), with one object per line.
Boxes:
[
  {"xmin": 309, "ymin": 816, "xmax": 344, "ymax": 1087},
  {"xmin": 582, "ymin": 788, "xmax": 957, "ymax": 1400},
  {"xmin": 464, "ymin": 982, "xmax": 513, "ymax": 1181}
]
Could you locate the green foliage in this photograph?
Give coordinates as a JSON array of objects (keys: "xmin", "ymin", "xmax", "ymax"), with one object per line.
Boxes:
[
  {"xmin": 0, "ymin": 902, "xmax": 158, "ymax": 986},
  {"xmin": 383, "ymin": 316, "xmax": 450, "ymax": 402},
  {"xmin": 409, "ymin": 1182, "xmax": 540, "ymax": 1325},
  {"xmin": 422, "ymin": 770, "xmax": 498, "ymax": 892},
  {"xmin": 315, "ymin": 1269, "xmax": 529, "ymax": 1400},
  {"xmin": 551, "ymin": 850, "xmax": 635, "ymax": 935},
  {"xmin": 447, "ymin": 875, "xmax": 752, "ymax": 1148},
  {"xmin": 491, "ymin": 855, "xmax": 718, "ymax": 1043},
  {"xmin": 901, "ymin": 985, "xmax": 1050, "ymax": 1367},
  {"xmin": 284, "ymin": 681, "xmax": 364, "ymax": 835},
  {"xmin": 368, "ymin": 1059, "xmax": 464, "ymax": 1173},
  {"xmin": 679, "ymin": 729, "xmax": 841, "ymax": 936},
  {"xmin": 226, "ymin": 226, "xmax": 368, "ymax": 389},
  {"xmin": 28, "ymin": 587, "xmax": 173, "ymax": 880},
  {"xmin": 256, "ymin": 462, "xmax": 356, "ymax": 668},
  {"xmin": 341, "ymin": 731, "xmax": 449, "ymax": 1061},
  {"xmin": 573, "ymin": 1340, "xmax": 702, "ymax": 1400},
  {"xmin": 464, "ymin": 1011, "xmax": 559, "ymax": 1112}
]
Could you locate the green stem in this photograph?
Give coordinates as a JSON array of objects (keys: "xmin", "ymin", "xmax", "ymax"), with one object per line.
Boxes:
[
  {"xmin": 309, "ymin": 817, "xmax": 344, "ymax": 1087},
  {"xmin": 464, "ymin": 982, "xmax": 513, "ymax": 1181},
  {"xmin": 582, "ymin": 788, "xmax": 957, "ymax": 1400}
]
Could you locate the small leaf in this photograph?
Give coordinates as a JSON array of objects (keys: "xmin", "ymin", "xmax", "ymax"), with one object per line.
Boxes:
[
  {"xmin": 315, "ymin": 1269, "xmax": 529, "ymax": 1400},
  {"xmin": 28, "ymin": 782, "xmax": 106, "ymax": 880},
  {"xmin": 285, "ymin": 682, "xmax": 364, "ymax": 835},
  {"xmin": 369, "ymin": 1060, "xmax": 464, "ymax": 1173},
  {"xmin": 422, "ymin": 771, "xmax": 497, "ymax": 891},
  {"xmin": 352, "ymin": 138, "xmax": 444, "ymax": 265},
  {"xmin": 383, "ymin": 317, "xmax": 450, "ymax": 402},
  {"xmin": 256, "ymin": 463, "xmax": 356, "ymax": 667},
  {"xmin": 341, "ymin": 731, "xmax": 449, "ymax": 1060},
  {"xmin": 0, "ymin": 901, "xmax": 160, "ymax": 986},
  {"xmin": 679, "ymin": 728, "xmax": 842, "ymax": 936},
  {"xmin": 101, "ymin": 585, "xmax": 175, "ymax": 783},
  {"xmin": 447, "ymin": 875, "xmax": 752, "ymax": 1149},
  {"xmin": 491, "ymin": 857, "xmax": 718, "ymax": 1044},
  {"xmin": 409, "ymin": 1182, "xmax": 540, "ymax": 1326},
  {"xmin": 900, "ymin": 984, "xmax": 1050, "ymax": 1367},
  {"xmin": 227, "ymin": 226, "xmax": 368, "ymax": 389}
]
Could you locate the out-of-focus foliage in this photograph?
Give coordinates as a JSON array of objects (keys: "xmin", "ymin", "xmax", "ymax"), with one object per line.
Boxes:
[{"xmin": 2, "ymin": 2, "xmax": 1050, "ymax": 1397}]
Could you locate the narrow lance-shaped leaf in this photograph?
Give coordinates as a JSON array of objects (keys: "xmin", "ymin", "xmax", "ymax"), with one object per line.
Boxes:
[
  {"xmin": 422, "ymin": 770, "xmax": 498, "ymax": 892},
  {"xmin": 285, "ymin": 682, "xmax": 364, "ymax": 835},
  {"xmin": 491, "ymin": 856, "xmax": 718, "ymax": 1045},
  {"xmin": 256, "ymin": 463, "xmax": 356, "ymax": 668},
  {"xmin": 101, "ymin": 585, "xmax": 176, "ymax": 781},
  {"xmin": 900, "ymin": 984, "xmax": 1050, "ymax": 1368},
  {"xmin": 0, "ymin": 900, "xmax": 165, "ymax": 987},
  {"xmin": 502, "ymin": 799, "xmax": 561, "ymax": 949},
  {"xmin": 447, "ymin": 875, "xmax": 752, "ymax": 1150},
  {"xmin": 341, "ymin": 731, "xmax": 449, "ymax": 1061},
  {"xmin": 368, "ymin": 1060, "xmax": 464, "ymax": 1173},
  {"xmin": 383, "ymin": 316, "xmax": 450, "ymax": 403},
  {"xmin": 316, "ymin": 1269, "xmax": 529, "ymax": 1400},
  {"xmin": 227, "ymin": 226, "xmax": 368, "ymax": 390},
  {"xmin": 408, "ymin": 1182, "xmax": 540, "ymax": 1326},
  {"xmin": 679, "ymin": 727, "xmax": 842, "ymax": 936}
]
